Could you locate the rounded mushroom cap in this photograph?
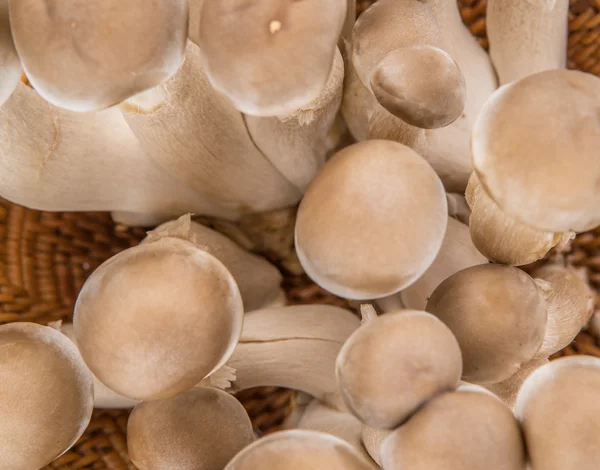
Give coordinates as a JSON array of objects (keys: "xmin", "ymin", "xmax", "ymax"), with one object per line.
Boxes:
[
  {"xmin": 295, "ymin": 140, "xmax": 448, "ymax": 300},
  {"xmin": 515, "ymin": 356, "xmax": 600, "ymax": 470},
  {"xmin": 0, "ymin": 323, "xmax": 93, "ymax": 470},
  {"xmin": 128, "ymin": 387, "xmax": 255, "ymax": 470},
  {"xmin": 381, "ymin": 390, "xmax": 525, "ymax": 470},
  {"xmin": 225, "ymin": 430, "xmax": 377, "ymax": 470},
  {"xmin": 472, "ymin": 69, "xmax": 600, "ymax": 232},
  {"xmin": 371, "ymin": 45, "xmax": 466, "ymax": 129},
  {"xmin": 197, "ymin": 0, "xmax": 346, "ymax": 116},
  {"xmin": 74, "ymin": 237, "xmax": 243, "ymax": 401},
  {"xmin": 426, "ymin": 264, "xmax": 548, "ymax": 384},
  {"xmin": 9, "ymin": 0, "xmax": 188, "ymax": 111},
  {"xmin": 336, "ymin": 311, "xmax": 462, "ymax": 429},
  {"xmin": 484, "ymin": 358, "xmax": 549, "ymax": 409}
]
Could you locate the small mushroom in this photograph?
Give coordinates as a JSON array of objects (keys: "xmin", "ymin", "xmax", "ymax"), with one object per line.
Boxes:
[
  {"xmin": 0, "ymin": 0, "xmax": 20, "ymax": 106},
  {"xmin": 472, "ymin": 69, "xmax": 600, "ymax": 233},
  {"xmin": 9, "ymin": 0, "xmax": 188, "ymax": 111},
  {"xmin": 73, "ymin": 236, "xmax": 244, "ymax": 401},
  {"xmin": 426, "ymin": 264, "xmax": 547, "ymax": 384},
  {"xmin": 0, "ymin": 323, "xmax": 93, "ymax": 470},
  {"xmin": 515, "ymin": 356, "xmax": 600, "ymax": 470},
  {"xmin": 128, "ymin": 387, "xmax": 255, "ymax": 470},
  {"xmin": 381, "ymin": 389, "xmax": 526, "ymax": 470},
  {"xmin": 336, "ymin": 311, "xmax": 462, "ymax": 429},
  {"xmin": 295, "ymin": 139, "xmax": 448, "ymax": 300},
  {"xmin": 225, "ymin": 430, "xmax": 377, "ymax": 470},
  {"xmin": 195, "ymin": 0, "xmax": 347, "ymax": 116}
]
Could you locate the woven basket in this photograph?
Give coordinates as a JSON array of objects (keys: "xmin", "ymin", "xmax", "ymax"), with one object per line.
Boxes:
[{"xmin": 0, "ymin": 1, "xmax": 599, "ymax": 468}]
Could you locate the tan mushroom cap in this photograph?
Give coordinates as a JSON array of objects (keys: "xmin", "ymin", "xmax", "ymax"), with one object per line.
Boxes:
[
  {"xmin": 0, "ymin": 0, "xmax": 21, "ymax": 106},
  {"xmin": 371, "ymin": 45, "xmax": 466, "ymax": 129},
  {"xmin": 9, "ymin": 0, "xmax": 188, "ymax": 111},
  {"xmin": 472, "ymin": 69, "xmax": 600, "ymax": 232},
  {"xmin": 484, "ymin": 358, "xmax": 549, "ymax": 409},
  {"xmin": 426, "ymin": 264, "xmax": 547, "ymax": 384},
  {"xmin": 197, "ymin": 0, "xmax": 346, "ymax": 116},
  {"xmin": 515, "ymin": 356, "xmax": 600, "ymax": 470},
  {"xmin": 381, "ymin": 390, "xmax": 525, "ymax": 470},
  {"xmin": 336, "ymin": 311, "xmax": 462, "ymax": 429},
  {"xmin": 128, "ymin": 387, "xmax": 255, "ymax": 470},
  {"xmin": 295, "ymin": 140, "xmax": 448, "ymax": 300},
  {"xmin": 74, "ymin": 237, "xmax": 243, "ymax": 401},
  {"xmin": 0, "ymin": 323, "xmax": 93, "ymax": 470},
  {"xmin": 225, "ymin": 430, "xmax": 377, "ymax": 470}
]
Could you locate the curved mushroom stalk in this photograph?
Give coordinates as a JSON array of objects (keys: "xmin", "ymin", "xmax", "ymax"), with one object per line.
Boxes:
[
  {"xmin": 487, "ymin": 0, "xmax": 569, "ymax": 85},
  {"xmin": 0, "ymin": 0, "xmax": 21, "ymax": 106},
  {"xmin": 9, "ymin": 0, "xmax": 188, "ymax": 111}
]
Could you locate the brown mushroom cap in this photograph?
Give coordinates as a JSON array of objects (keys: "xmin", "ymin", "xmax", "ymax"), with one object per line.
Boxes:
[
  {"xmin": 381, "ymin": 390, "xmax": 525, "ymax": 470},
  {"xmin": 515, "ymin": 356, "xmax": 600, "ymax": 470},
  {"xmin": 128, "ymin": 387, "xmax": 255, "ymax": 470},
  {"xmin": 74, "ymin": 237, "xmax": 243, "ymax": 401},
  {"xmin": 0, "ymin": 0, "xmax": 21, "ymax": 106},
  {"xmin": 371, "ymin": 45, "xmax": 466, "ymax": 129},
  {"xmin": 0, "ymin": 323, "xmax": 93, "ymax": 470},
  {"xmin": 295, "ymin": 140, "xmax": 448, "ymax": 300},
  {"xmin": 225, "ymin": 430, "xmax": 377, "ymax": 470},
  {"xmin": 9, "ymin": 0, "xmax": 188, "ymax": 111},
  {"xmin": 472, "ymin": 69, "xmax": 600, "ymax": 232},
  {"xmin": 336, "ymin": 311, "xmax": 462, "ymax": 429},
  {"xmin": 196, "ymin": 0, "xmax": 346, "ymax": 116},
  {"xmin": 426, "ymin": 264, "xmax": 547, "ymax": 384}
]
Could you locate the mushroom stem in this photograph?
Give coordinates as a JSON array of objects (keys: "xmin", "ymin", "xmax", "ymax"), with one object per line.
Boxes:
[{"xmin": 0, "ymin": 0, "xmax": 21, "ymax": 106}]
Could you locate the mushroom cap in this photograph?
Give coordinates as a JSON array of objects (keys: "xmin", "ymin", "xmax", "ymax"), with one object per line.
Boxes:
[
  {"xmin": 426, "ymin": 264, "xmax": 548, "ymax": 384},
  {"xmin": 336, "ymin": 311, "xmax": 463, "ymax": 429},
  {"xmin": 0, "ymin": 323, "xmax": 93, "ymax": 470},
  {"xmin": 9, "ymin": 0, "xmax": 188, "ymax": 111},
  {"xmin": 295, "ymin": 139, "xmax": 448, "ymax": 300},
  {"xmin": 484, "ymin": 358, "xmax": 549, "ymax": 409},
  {"xmin": 197, "ymin": 0, "xmax": 347, "ymax": 116},
  {"xmin": 371, "ymin": 45, "xmax": 466, "ymax": 129},
  {"xmin": 472, "ymin": 69, "xmax": 600, "ymax": 232},
  {"xmin": 515, "ymin": 356, "xmax": 600, "ymax": 470},
  {"xmin": 381, "ymin": 390, "xmax": 525, "ymax": 470},
  {"xmin": 225, "ymin": 430, "xmax": 377, "ymax": 470},
  {"xmin": 73, "ymin": 237, "xmax": 243, "ymax": 401},
  {"xmin": 0, "ymin": 0, "xmax": 21, "ymax": 106},
  {"xmin": 128, "ymin": 387, "xmax": 255, "ymax": 470}
]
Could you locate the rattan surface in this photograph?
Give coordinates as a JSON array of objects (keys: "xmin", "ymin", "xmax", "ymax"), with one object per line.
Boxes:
[{"xmin": 0, "ymin": 1, "xmax": 599, "ymax": 468}]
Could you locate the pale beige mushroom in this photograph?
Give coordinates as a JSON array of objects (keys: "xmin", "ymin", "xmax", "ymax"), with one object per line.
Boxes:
[
  {"xmin": 515, "ymin": 356, "xmax": 600, "ymax": 470},
  {"xmin": 472, "ymin": 69, "xmax": 600, "ymax": 233},
  {"xmin": 195, "ymin": 0, "xmax": 346, "ymax": 116},
  {"xmin": 0, "ymin": 323, "xmax": 93, "ymax": 470},
  {"xmin": 295, "ymin": 139, "xmax": 448, "ymax": 300},
  {"xmin": 9, "ymin": 0, "xmax": 188, "ymax": 111},
  {"xmin": 336, "ymin": 311, "xmax": 462, "ymax": 429},
  {"xmin": 487, "ymin": 0, "xmax": 569, "ymax": 85},
  {"xmin": 426, "ymin": 264, "xmax": 548, "ymax": 384},
  {"xmin": 225, "ymin": 430, "xmax": 377, "ymax": 470},
  {"xmin": 381, "ymin": 389, "xmax": 525, "ymax": 470},
  {"xmin": 0, "ymin": 0, "xmax": 20, "ymax": 106},
  {"xmin": 128, "ymin": 387, "xmax": 255, "ymax": 470}
]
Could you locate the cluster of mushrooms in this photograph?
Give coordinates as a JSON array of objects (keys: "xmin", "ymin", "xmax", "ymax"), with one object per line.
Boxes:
[{"xmin": 1, "ymin": 0, "xmax": 600, "ymax": 469}]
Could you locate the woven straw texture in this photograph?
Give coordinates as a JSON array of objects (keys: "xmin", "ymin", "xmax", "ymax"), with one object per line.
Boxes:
[{"xmin": 0, "ymin": 1, "xmax": 598, "ymax": 468}]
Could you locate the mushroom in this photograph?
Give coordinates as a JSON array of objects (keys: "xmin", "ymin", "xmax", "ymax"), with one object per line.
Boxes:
[
  {"xmin": 128, "ymin": 387, "xmax": 255, "ymax": 470},
  {"xmin": 0, "ymin": 0, "xmax": 20, "ymax": 106},
  {"xmin": 531, "ymin": 264, "xmax": 595, "ymax": 358},
  {"xmin": 336, "ymin": 311, "xmax": 462, "ymax": 429},
  {"xmin": 361, "ymin": 426, "xmax": 392, "ymax": 467},
  {"xmin": 295, "ymin": 139, "xmax": 448, "ymax": 300},
  {"xmin": 486, "ymin": 0, "xmax": 569, "ymax": 85},
  {"xmin": 381, "ymin": 389, "xmax": 526, "ymax": 470},
  {"xmin": 0, "ymin": 322, "xmax": 93, "ymax": 470},
  {"xmin": 465, "ymin": 173, "xmax": 574, "ymax": 266},
  {"xmin": 194, "ymin": 0, "xmax": 347, "ymax": 116},
  {"xmin": 378, "ymin": 217, "xmax": 488, "ymax": 312},
  {"xmin": 515, "ymin": 356, "xmax": 600, "ymax": 470},
  {"xmin": 73, "ymin": 236, "xmax": 244, "ymax": 401},
  {"xmin": 9, "ymin": 0, "xmax": 188, "ymax": 111},
  {"xmin": 426, "ymin": 264, "xmax": 548, "ymax": 384},
  {"xmin": 472, "ymin": 69, "xmax": 600, "ymax": 233},
  {"xmin": 225, "ymin": 430, "xmax": 377, "ymax": 470}
]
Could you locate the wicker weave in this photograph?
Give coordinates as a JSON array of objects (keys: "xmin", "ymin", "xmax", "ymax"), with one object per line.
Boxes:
[{"xmin": 0, "ymin": 1, "xmax": 598, "ymax": 468}]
